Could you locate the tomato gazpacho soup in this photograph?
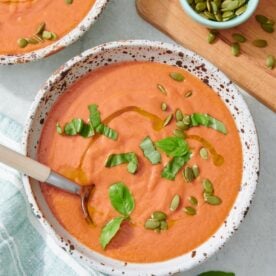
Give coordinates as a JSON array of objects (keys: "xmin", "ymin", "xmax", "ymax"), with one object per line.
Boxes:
[
  {"xmin": 0, "ymin": 0, "xmax": 95, "ymax": 55},
  {"xmin": 38, "ymin": 62, "xmax": 243, "ymax": 263}
]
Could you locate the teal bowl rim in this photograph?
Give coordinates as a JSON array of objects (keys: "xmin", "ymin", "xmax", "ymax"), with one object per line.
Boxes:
[{"xmin": 179, "ymin": 0, "xmax": 259, "ymax": 29}]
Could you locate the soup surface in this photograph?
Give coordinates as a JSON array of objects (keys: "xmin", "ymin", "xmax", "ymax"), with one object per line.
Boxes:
[
  {"xmin": 0, "ymin": 0, "xmax": 95, "ymax": 55},
  {"xmin": 38, "ymin": 62, "xmax": 243, "ymax": 263}
]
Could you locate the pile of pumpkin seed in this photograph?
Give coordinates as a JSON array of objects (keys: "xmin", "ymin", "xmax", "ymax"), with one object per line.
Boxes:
[
  {"xmin": 207, "ymin": 14, "xmax": 276, "ymax": 69},
  {"xmin": 144, "ymin": 211, "xmax": 168, "ymax": 232},
  {"xmin": 17, "ymin": 22, "xmax": 58, "ymax": 49},
  {"xmin": 188, "ymin": 0, "xmax": 249, "ymax": 22}
]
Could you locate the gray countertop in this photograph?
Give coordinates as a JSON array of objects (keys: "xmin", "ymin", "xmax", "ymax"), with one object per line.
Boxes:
[{"xmin": 0, "ymin": 1, "xmax": 275, "ymax": 275}]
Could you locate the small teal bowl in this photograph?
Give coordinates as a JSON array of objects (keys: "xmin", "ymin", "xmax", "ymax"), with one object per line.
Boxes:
[{"xmin": 179, "ymin": 0, "xmax": 259, "ymax": 29}]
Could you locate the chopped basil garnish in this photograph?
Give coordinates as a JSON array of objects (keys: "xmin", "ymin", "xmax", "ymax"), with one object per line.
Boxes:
[
  {"xmin": 95, "ymin": 123, "xmax": 118, "ymax": 140},
  {"xmin": 88, "ymin": 104, "xmax": 101, "ymax": 128},
  {"xmin": 190, "ymin": 113, "xmax": 227, "ymax": 134},
  {"xmin": 105, "ymin": 153, "xmax": 138, "ymax": 174},
  {"xmin": 162, "ymin": 153, "xmax": 191, "ymax": 180},
  {"xmin": 109, "ymin": 182, "xmax": 135, "ymax": 217},
  {"xmin": 139, "ymin": 136, "xmax": 161, "ymax": 164},
  {"xmin": 156, "ymin": 136, "xmax": 189, "ymax": 157},
  {"xmin": 198, "ymin": 271, "xmax": 235, "ymax": 276},
  {"xmin": 79, "ymin": 123, "xmax": 94, "ymax": 138},
  {"xmin": 100, "ymin": 216, "xmax": 125, "ymax": 249},
  {"xmin": 64, "ymin": 118, "xmax": 84, "ymax": 135}
]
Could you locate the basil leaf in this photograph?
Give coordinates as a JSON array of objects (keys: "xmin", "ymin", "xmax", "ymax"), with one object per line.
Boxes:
[
  {"xmin": 96, "ymin": 123, "xmax": 118, "ymax": 140},
  {"xmin": 64, "ymin": 118, "xmax": 84, "ymax": 135},
  {"xmin": 105, "ymin": 152, "xmax": 138, "ymax": 174},
  {"xmin": 198, "ymin": 271, "xmax": 235, "ymax": 276},
  {"xmin": 79, "ymin": 123, "xmax": 94, "ymax": 138},
  {"xmin": 161, "ymin": 152, "xmax": 191, "ymax": 180},
  {"xmin": 156, "ymin": 136, "xmax": 189, "ymax": 157},
  {"xmin": 100, "ymin": 216, "xmax": 125, "ymax": 249},
  {"xmin": 109, "ymin": 182, "xmax": 135, "ymax": 217},
  {"xmin": 88, "ymin": 104, "xmax": 101, "ymax": 128},
  {"xmin": 139, "ymin": 136, "xmax": 161, "ymax": 164},
  {"xmin": 190, "ymin": 113, "xmax": 227, "ymax": 134}
]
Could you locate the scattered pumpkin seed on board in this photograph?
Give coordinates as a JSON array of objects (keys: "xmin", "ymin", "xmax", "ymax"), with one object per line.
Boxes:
[
  {"xmin": 266, "ymin": 55, "xmax": 276, "ymax": 70},
  {"xmin": 252, "ymin": 39, "xmax": 268, "ymax": 48},
  {"xmin": 208, "ymin": 30, "xmax": 217, "ymax": 44},
  {"xmin": 231, "ymin": 42, "xmax": 240, "ymax": 57},
  {"xmin": 232, "ymin": 33, "xmax": 246, "ymax": 43}
]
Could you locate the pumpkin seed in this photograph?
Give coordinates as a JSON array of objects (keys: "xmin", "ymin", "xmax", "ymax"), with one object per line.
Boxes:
[
  {"xmin": 170, "ymin": 194, "xmax": 180, "ymax": 211},
  {"xmin": 169, "ymin": 72, "xmax": 185, "ymax": 82},
  {"xmin": 17, "ymin": 38, "xmax": 28, "ymax": 48},
  {"xmin": 252, "ymin": 39, "xmax": 268, "ymax": 48},
  {"xmin": 196, "ymin": 2, "xmax": 207, "ymax": 12},
  {"xmin": 36, "ymin": 22, "xmax": 46, "ymax": 35},
  {"xmin": 185, "ymin": 90, "xmax": 193, "ymax": 97},
  {"xmin": 163, "ymin": 114, "xmax": 173, "ymax": 127},
  {"xmin": 176, "ymin": 120, "xmax": 189, "ymax": 130},
  {"xmin": 175, "ymin": 109, "xmax": 183, "ymax": 121},
  {"xmin": 231, "ymin": 42, "xmax": 240, "ymax": 57},
  {"xmin": 27, "ymin": 37, "xmax": 39, "ymax": 45},
  {"xmin": 261, "ymin": 23, "xmax": 274, "ymax": 33},
  {"xmin": 188, "ymin": 196, "xmax": 198, "ymax": 206},
  {"xmin": 50, "ymin": 32, "xmax": 58, "ymax": 40},
  {"xmin": 235, "ymin": 4, "xmax": 247, "ymax": 16},
  {"xmin": 160, "ymin": 220, "xmax": 168, "ymax": 230},
  {"xmin": 144, "ymin": 218, "xmax": 161, "ymax": 230},
  {"xmin": 208, "ymin": 31, "xmax": 217, "ymax": 44},
  {"xmin": 65, "ymin": 0, "xmax": 73, "ymax": 4},
  {"xmin": 151, "ymin": 211, "xmax": 167, "ymax": 221},
  {"xmin": 255, "ymin": 14, "xmax": 268, "ymax": 24},
  {"xmin": 210, "ymin": 1, "xmax": 218, "ymax": 14},
  {"xmin": 183, "ymin": 167, "xmax": 195, "ymax": 183},
  {"xmin": 183, "ymin": 206, "xmax": 196, "ymax": 216},
  {"xmin": 182, "ymin": 115, "xmax": 191, "ymax": 126},
  {"xmin": 222, "ymin": 11, "xmax": 234, "ymax": 18},
  {"xmin": 199, "ymin": 147, "xmax": 208, "ymax": 160},
  {"xmin": 173, "ymin": 129, "xmax": 186, "ymax": 138},
  {"xmin": 202, "ymin": 179, "xmax": 214, "ymax": 194},
  {"xmin": 204, "ymin": 193, "xmax": 222, "ymax": 205},
  {"xmin": 42, "ymin": 31, "xmax": 53, "ymax": 40},
  {"xmin": 157, "ymin": 84, "xmax": 167, "ymax": 95},
  {"xmin": 232, "ymin": 33, "xmax": 246, "ymax": 43},
  {"xmin": 221, "ymin": 0, "xmax": 239, "ymax": 11},
  {"xmin": 266, "ymin": 55, "xmax": 275, "ymax": 69},
  {"xmin": 161, "ymin": 102, "xmax": 167, "ymax": 111},
  {"xmin": 192, "ymin": 164, "xmax": 200, "ymax": 178}
]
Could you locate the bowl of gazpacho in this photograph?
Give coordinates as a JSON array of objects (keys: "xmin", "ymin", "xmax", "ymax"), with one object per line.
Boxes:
[
  {"xmin": 0, "ymin": 0, "xmax": 108, "ymax": 64},
  {"xmin": 22, "ymin": 40, "xmax": 259, "ymax": 275}
]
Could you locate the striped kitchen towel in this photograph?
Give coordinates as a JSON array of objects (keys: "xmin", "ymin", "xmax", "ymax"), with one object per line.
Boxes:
[{"xmin": 0, "ymin": 113, "xmax": 102, "ymax": 276}]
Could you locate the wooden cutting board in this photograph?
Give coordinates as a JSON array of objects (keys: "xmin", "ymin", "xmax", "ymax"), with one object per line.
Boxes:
[{"xmin": 136, "ymin": 0, "xmax": 276, "ymax": 112}]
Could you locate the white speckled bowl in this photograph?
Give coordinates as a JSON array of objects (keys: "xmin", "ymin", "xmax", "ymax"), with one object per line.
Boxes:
[
  {"xmin": 0, "ymin": 0, "xmax": 108, "ymax": 65},
  {"xmin": 22, "ymin": 40, "xmax": 259, "ymax": 275}
]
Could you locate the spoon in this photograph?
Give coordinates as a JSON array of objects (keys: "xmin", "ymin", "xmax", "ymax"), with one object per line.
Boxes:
[{"xmin": 0, "ymin": 143, "xmax": 94, "ymax": 223}]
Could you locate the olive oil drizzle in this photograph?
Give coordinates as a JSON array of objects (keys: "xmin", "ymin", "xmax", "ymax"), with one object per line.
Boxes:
[
  {"xmin": 61, "ymin": 106, "xmax": 164, "ymax": 184},
  {"xmin": 187, "ymin": 134, "xmax": 224, "ymax": 166}
]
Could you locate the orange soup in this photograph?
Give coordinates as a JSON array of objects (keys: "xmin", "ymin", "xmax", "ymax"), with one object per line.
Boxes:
[
  {"xmin": 0, "ymin": 0, "xmax": 95, "ymax": 55},
  {"xmin": 38, "ymin": 62, "xmax": 243, "ymax": 263}
]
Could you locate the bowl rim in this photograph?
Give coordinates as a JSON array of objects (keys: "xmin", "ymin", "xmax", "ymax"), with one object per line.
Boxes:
[
  {"xmin": 21, "ymin": 39, "xmax": 259, "ymax": 275},
  {"xmin": 0, "ymin": 0, "xmax": 109, "ymax": 65},
  {"xmin": 179, "ymin": 0, "xmax": 259, "ymax": 29}
]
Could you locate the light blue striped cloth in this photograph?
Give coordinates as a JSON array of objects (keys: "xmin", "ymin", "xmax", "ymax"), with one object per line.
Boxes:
[{"xmin": 0, "ymin": 113, "xmax": 101, "ymax": 276}]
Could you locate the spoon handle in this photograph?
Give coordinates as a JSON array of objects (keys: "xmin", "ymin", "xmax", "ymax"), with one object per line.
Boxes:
[
  {"xmin": 0, "ymin": 143, "xmax": 50, "ymax": 182},
  {"xmin": 0, "ymin": 144, "xmax": 81, "ymax": 194}
]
